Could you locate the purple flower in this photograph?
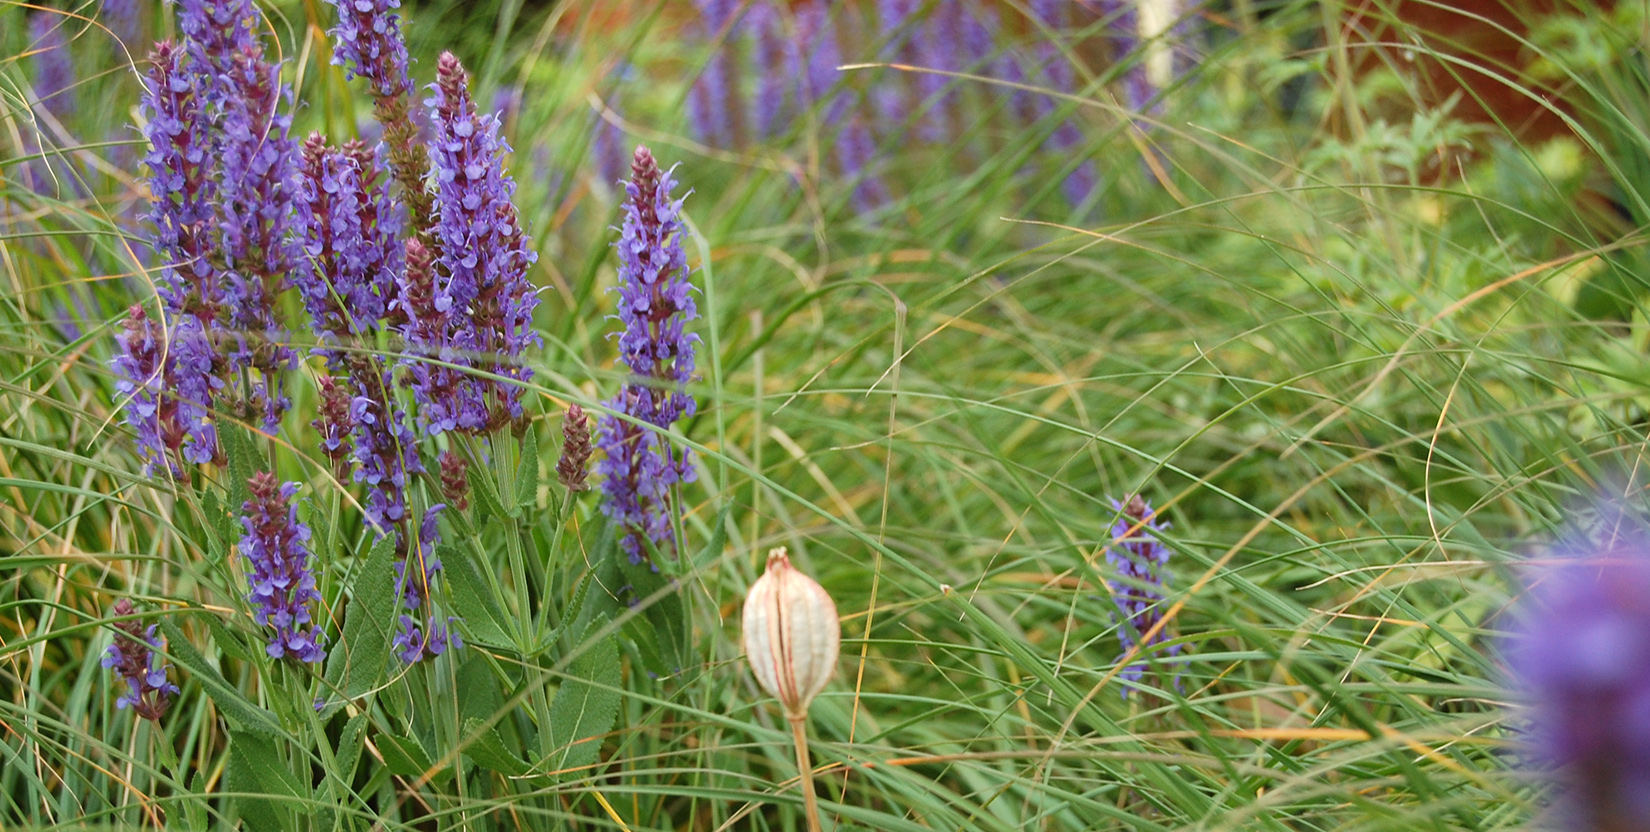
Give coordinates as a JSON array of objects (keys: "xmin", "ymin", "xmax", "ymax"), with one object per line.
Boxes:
[
  {"xmin": 141, "ymin": 41, "xmax": 219, "ymax": 322},
  {"xmin": 105, "ymin": 0, "xmax": 146, "ymax": 47},
  {"xmin": 789, "ymin": 0, "xmax": 847, "ymax": 124},
  {"xmin": 744, "ymin": 3, "xmax": 789, "ymax": 139},
  {"xmin": 412, "ymin": 52, "xmax": 540, "ymax": 435},
  {"xmin": 294, "ymin": 134, "xmax": 402, "ymax": 341},
  {"xmin": 558, "ymin": 403, "xmax": 593, "ymax": 493},
  {"xmin": 324, "ymin": 0, "xmax": 432, "ymax": 233},
  {"xmin": 592, "ymin": 64, "xmax": 634, "ymax": 188},
  {"xmin": 597, "ymin": 147, "xmax": 699, "ymax": 565},
  {"xmin": 392, "ymin": 505, "xmax": 460, "ymax": 662},
  {"xmin": 240, "ymin": 473, "xmax": 325, "ymax": 663},
  {"xmin": 325, "ymin": 0, "xmax": 412, "ymax": 100},
  {"xmin": 112, "ymin": 305, "xmax": 186, "ymax": 476},
  {"xmin": 29, "ymin": 13, "xmax": 75, "ymax": 120},
  {"xmin": 102, "ymin": 599, "xmax": 178, "ymax": 721},
  {"xmin": 1510, "ymin": 513, "xmax": 1650, "ymax": 831},
  {"xmin": 313, "ymin": 374, "xmax": 356, "ymax": 482},
  {"xmin": 687, "ymin": 0, "xmax": 740, "ymax": 148},
  {"xmin": 1105, "ymin": 495, "xmax": 1178, "ymax": 690},
  {"xmin": 346, "ymin": 356, "xmax": 421, "ymax": 539}
]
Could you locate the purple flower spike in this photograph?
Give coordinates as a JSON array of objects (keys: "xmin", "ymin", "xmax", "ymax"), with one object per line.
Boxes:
[
  {"xmin": 103, "ymin": 599, "xmax": 178, "ymax": 721},
  {"xmin": 597, "ymin": 147, "xmax": 700, "ymax": 565},
  {"xmin": 1511, "ymin": 511, "xmax": 1650, "ymax": 831},
  {"xmin": 416, "ymin": 52, "xmax": 540, "ymax": 434},
  {"xmin": 346, "ymin": 356, "xmax": 421, "ymax": 540},
  {"xmin": 142, "ymin": 41, "xmax": 220, "ymax": 322},
  {"xmin": 790, "ymin": 0, "xmax": 847, "ymax": 124},
  {"xmin": 295, "ymin": 134, "xmax": 402, "ymax": 341},
  {"xmin": 392, "ymin": 504, "xmax": 459, "ymax": 662},
  {"xmin": 1105, "ymin": 494, "xmax": 1178, "ymax": 690},
  {"xmin": 113, "ymin": 305, "xmax": 187, "ymax": 476},
  {"xmin": 240, "ymin": 473, "xmax": 326, "ymax": 663},
  {"xmin": 29, "ymin": 13, "xmax": 76, "ymax": 120},
  {"xmin": 745, "ymin": 3, "xmax": 789, "ymax": 139},
  {"xmin": 688, "ymin": 0, "xmax": 740, "ymax": 148},
  {"xmin": 324, "ymin": 0, "xmax": 432, "ymax": 233},
  {"xmin": 313, "ymin": 374, "xmax": 356, "ymax": 482}
]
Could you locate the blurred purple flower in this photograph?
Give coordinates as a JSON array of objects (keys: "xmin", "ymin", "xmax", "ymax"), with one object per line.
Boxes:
[
  {"xmin": 744, "ymin": 2, "xmax": 789, "ymax": 139},
  {"xmin": 29, "ymin": 13, "xmax": 76, "ymax": 120},
  {"xmin": 105, "ymin": 0, "xmax": 146, "ymax": 47},
  {"xmin": 1511, "ymin": 511, "xmax": 1650, "ymax": 831},
  {"xmin": 1105, "ymin": 494, "xmax": 1178, "ymax": 690},
  {"xmin": 102, "ymin": 598, "xmax": 178, "ymax": 721},
  {"xmin": 597, "ymin": 147, "xmax": 699, "ymax": 565},
  {"xmin": 240, "ymin": 473, "xmax": 326, "ymax": 663},
  {"xmin": 688, "ymin": 0, "xmax": 740, "ymax": 147}
]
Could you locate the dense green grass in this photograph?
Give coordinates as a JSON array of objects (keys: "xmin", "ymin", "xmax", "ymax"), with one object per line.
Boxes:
[{"xmin": 5, "ymin": 0, "xmax": 1649, "ymax": 828}]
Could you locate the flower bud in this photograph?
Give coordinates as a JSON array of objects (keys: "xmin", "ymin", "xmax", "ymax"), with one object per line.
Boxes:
[{"xmin": 742, "ymin": 548, "xmax": 840, "ymax": 720}]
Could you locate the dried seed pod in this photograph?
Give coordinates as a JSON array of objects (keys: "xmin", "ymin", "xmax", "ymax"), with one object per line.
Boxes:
[{"xmin": 742, "ymin": 547, "xmax": 840, "ymax": 720}]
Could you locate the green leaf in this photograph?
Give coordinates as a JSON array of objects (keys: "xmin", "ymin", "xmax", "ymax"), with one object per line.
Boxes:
[
  {"xmin": 516, "ymin": 428, "xmax": 539, "ymax": 512},
  {"xmin": 203, "ymin": 614, "xmax": 255, "ymax": 664},
  {"xmin": 219, "ymin": 421, "xmax": 261, "ymax": 511},
  {"xmin": 543, "ymin": 619, "xmax": 621, "ymax": 778},
  {"xmin": 323, "ymin": 536, "xmax": 397, "ymax": 703},
  {"xmin": 227, "ymin": 730, "xmax": 306, "ymax": 832},
  {"xmin": 159, "ymin": 619, "xmax": 283, "ymax": 737},
  {"xmin": 201, "ymin": 490, "xmax": 231, "ymax": 565},
  {"xmin": 336, "ymin": 713, "xmax": 369, "ymax": 786},
  {"xmin": 467, "ymin": 464, "xmax": 508, "ymax": 520},
  {"xmin": 463, "ymin": 718, "xmax": 527, "ymax": 776},
  {"xmin": 693, "ymin": 502, "xmax": 734, "ymax": 570},
  {"xmin": 378, "ymin": 733, "xmax": 438, "ymax": 780},
  {"xmin": 622, "ymin": 554, "xmax": 692, "ymax": 676},
  {"xmin": 441, "ymin": 543, "xmax": 513, "ymax": 648}
]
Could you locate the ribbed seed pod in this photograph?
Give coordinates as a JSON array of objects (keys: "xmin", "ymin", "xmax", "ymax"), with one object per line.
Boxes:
[{"xmin": 742, "ymin": 547, "xmax": 839, "ymax": 720}]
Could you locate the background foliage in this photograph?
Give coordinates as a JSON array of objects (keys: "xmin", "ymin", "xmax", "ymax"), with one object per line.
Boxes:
[{"xmin": 3, "ymin": 0, "xmax": 1646, "ymax": 828}]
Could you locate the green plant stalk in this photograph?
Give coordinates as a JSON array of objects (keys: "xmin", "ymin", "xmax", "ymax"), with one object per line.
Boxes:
[{"xmin": 790, "ymin": 716, "xmax": 823, "ymax": 832}]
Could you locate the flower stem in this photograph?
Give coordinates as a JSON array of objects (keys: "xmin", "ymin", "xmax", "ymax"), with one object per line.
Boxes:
[{"xmin": 790, "ymin": 716, "xmax": 823, "ymax": 832}]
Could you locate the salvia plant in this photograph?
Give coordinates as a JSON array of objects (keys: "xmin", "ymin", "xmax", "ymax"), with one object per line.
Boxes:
[{"xmin": 14, "ymin": 0, "xmax": 1616, "ymax": 829}]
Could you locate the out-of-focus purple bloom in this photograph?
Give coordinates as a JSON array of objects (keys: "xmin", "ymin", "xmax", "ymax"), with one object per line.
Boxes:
[
  {"xmin": 313, "ymin": 374, "xmax": 356, "ymax": 482},
  {"xmin": 412, "ymin": 52, "xmax": 540, "ymax": 434},
  {"xmin": 105, "ymin": 0, "xmax": 146, "ymax": 47},
  {"xmin": 29, "ymin": 13, "xmax": 76, "ymax": 120},
  {"xmin": 240, "ymin": 473, "xmax": 326, "ymax": 663},
  {"xmin": 1511, "ymin": 512, "xmax": 1650, "ymax": 831},
  {"xmin": 745, "ymin": 2, "xmax": 789, "ymax": 139},
  {"xmin": 597, "ymin": 147, "xmax": 699, "ymax": 565},
  {"xmin": 294, "ymin": 134, "xmax": 402, "ymax": 340},
  {"xmin": 113, "ymin": 305, "xmax": 186, "ymax": 476},
  {"xmin": 1105, "ymin": 494, "xmax": 1178, "ymax": 690},
  {"xmin": 102, "ymin": 598, "xmax": 178, "ymax": 721},
  {"xmin": 688, "ymin": 0, "xmax": 740, "ymax": 147},
  {"xmin": 392, "ymin": 504, "xmax": 460, "ymax": 662},
  {"xmin": 790, "ymin": 0, "xmax": 847, "ymax": 124},
  {"xmin": 874, "ymin": 0, "xmax": 920, "ymax": 127},
  {"xmin": 593, "ymin": 64, "xmax": 633, "ymax": 189},
  {"xmin": 837, "ymin": 119, "xmax": 887, "ymax": 211}
]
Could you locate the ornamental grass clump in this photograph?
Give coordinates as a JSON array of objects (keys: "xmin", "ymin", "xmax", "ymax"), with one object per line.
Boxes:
[
  {"xmin": 1511, "ymin": 516, "xmax": 1650, "ymax": 832},
  {"xmin": 597, "ymin": 146, "xmax": 699, "ymax": 565},
  {"xmin": 743, "ymin": 548, "xmax": 840, "ymax": 832}
]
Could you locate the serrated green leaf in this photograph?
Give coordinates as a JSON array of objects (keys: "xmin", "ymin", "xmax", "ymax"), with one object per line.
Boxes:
[
  {"xmin": 378, "ymin": 733, "xmax": 435, "ymax": 780},
  {"xmin": 323, "ymin": 536, "xmax": 397, "ymax": 702},
  {"xmin": 219, "ymin": 422, "xmax": 261, "ymax": 511},
  {"xmin": 467, "ymin": 464, "xmax": 508, "ymax": 520},
  {"xmin": 516, "ymin": 428, "xmax": 539, "ymax": 511},
  {"xmin": 204, "ymin": 614, "xmax": 254, "ymax": 664},
  {"xmin": 462, "ymin": 718, "xmax": 527, "ymax": 776},
  {"xmin": 544, "ymin": 620, "xmax": 621, "ymax": 778},
  {"xmin": 159, "ymin": 619, "xmax": 283, "ymax": 737},
  {"xmin": 336, "ymin": 714, "xmax": 368, "ymax": 786},
  {"xmin": 227, "ymin": 730, "xmax": 305, "ymax": 832},
  {"xmin": 441, "ymin": 543, "xmax": 513, "ymax": 648}
]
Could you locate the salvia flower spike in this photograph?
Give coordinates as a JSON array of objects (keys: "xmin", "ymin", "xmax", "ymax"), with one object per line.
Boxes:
[
  {"xmin": 240, "ymin": 473, "xmax": 326, "ymax": 663},
  {"xmin": 1512, "ymin": 509, "xmax": 1650, "ymax": 831},
  {"xmin": 742, "ymin": 547, "xmax": 837, "ymax": 832},
  {"xmin": 1105, "ymin": 494, "xmax": 1179, "ymax": 692},
  {"xmin": 103, "ymin": 598, "xmax": 179, "ymax": 721}
]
